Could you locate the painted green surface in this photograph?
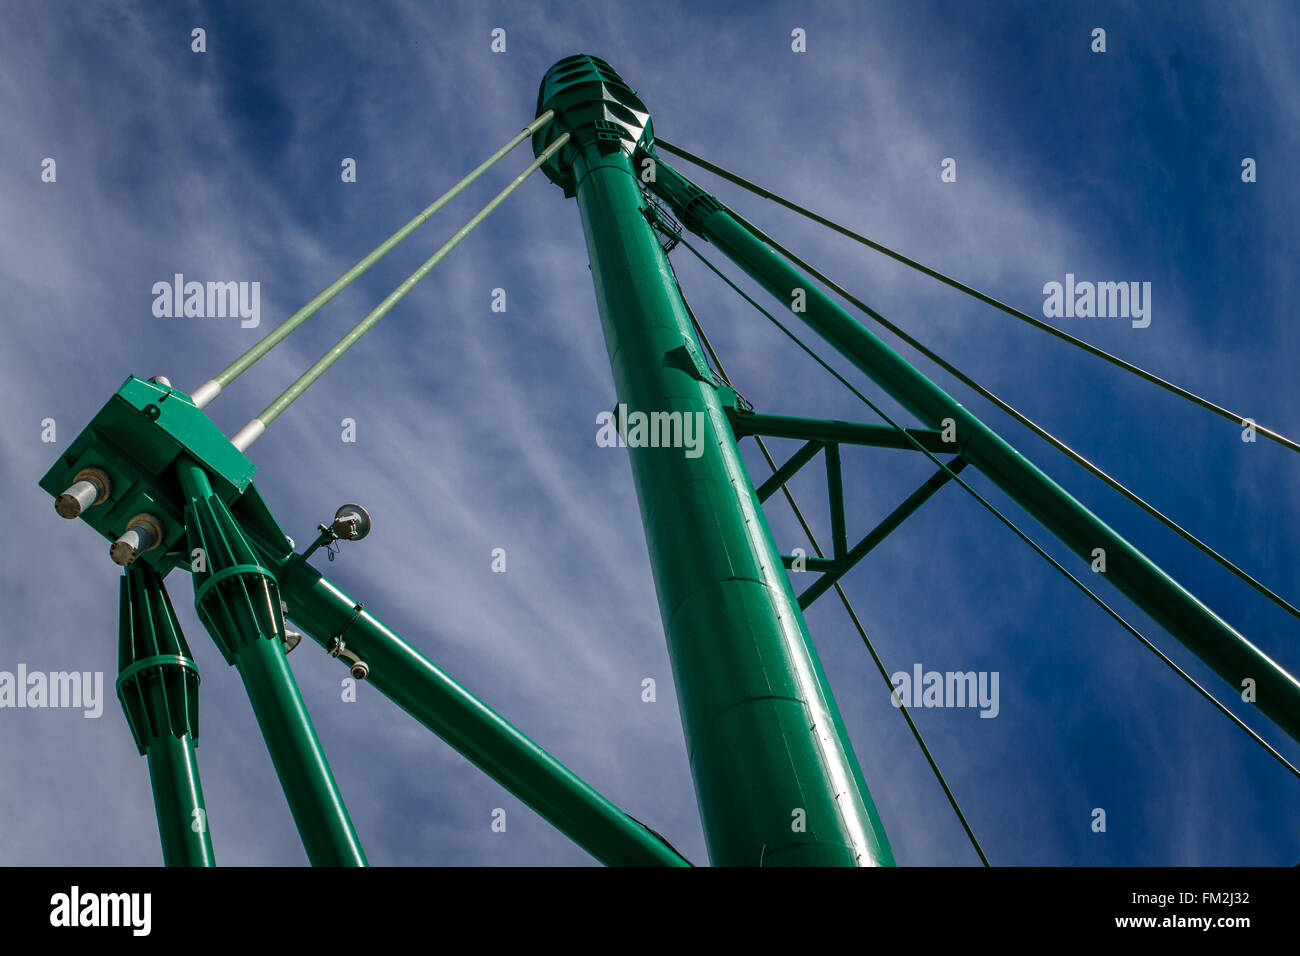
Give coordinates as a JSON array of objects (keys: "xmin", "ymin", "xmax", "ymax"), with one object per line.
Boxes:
[
  {"xmin": 797, "ymin": 461, "xmax": 968, "ymax": 610},
  {"xmin": 754, "ymin": 439, "xmax": 824, "ymax": 504},
  {"xmin": 43, "ymin": 375, "xmax": 693, "ymax": 865},
  {"xmin": 177, "ymin": 460, "xmax": 367, "ymax": 866},
  {"xmin": 648, "ymin": 154, "xmax": 1300, "ymax": 747},
  {"xmin": 727, "ymin": 407, "xmax": 951, "ymax": 453},
  {"xmin": 38, "ymin": 376, "xmax": 257, "ymax": 572},
  {"xmin": 536, "ymin": 55, "xmax": 895, "ymax": 867},
  {"xmin": 117, "ymin": 564, "xmax": 214, "ymax": 866}
]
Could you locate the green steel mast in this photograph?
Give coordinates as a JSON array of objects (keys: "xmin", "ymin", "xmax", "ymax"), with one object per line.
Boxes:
[{"xmin": 532, "ymin": 55, "xmax": 895, "ymax": 867}]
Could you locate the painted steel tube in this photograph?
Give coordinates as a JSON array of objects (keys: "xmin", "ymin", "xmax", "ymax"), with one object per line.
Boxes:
[
  {"xmin": 176, "ymin": 460, "xmax": 367, "ymax": 866},
  {"xmin": 275, "ymin": 560, "xmax": 688, "ymax": 866},
  {"xmin": 143, "ymin": 681, "xmax": 215, "ymax": 867},
  {"xmin": 732, "ymin": 411, "xmax": 951, "ymax": 452},
  {"xmin": 232, "ymin": 634, "xmax": 368, "ymax": 866},
  {"xmin": 650, "ymin": 158, "xmax": 1300, "ymax": 746},
  {"xmin": 117, "ymin": 563, "xmax": 213, "ymax": 865},
  {"xmin": 534, "ymin": 55, "xmax": 893, "ymax": 866}
]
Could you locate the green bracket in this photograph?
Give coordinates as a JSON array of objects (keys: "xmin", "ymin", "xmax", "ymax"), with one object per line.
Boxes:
[
  {"xmin": 716, "ymin": 384, "xmax": 753, "ymax": 414},
  {"xmin": 755, "ymin": 439, "xmax": 824, "ymax": 503},
  {"xmin": 732, "ymin": 397, "xmax": 961, "ymax": 595},
  {"xmin": 765, "ymin": 438, "xmax": 965, "ymax": 605},
  {"xmin": 38, "ymin": 375, "xmax": 291, "ymax": 573},
  {"xmin": 667, "ymin": 339, "xmax": 720, "ymax": 387},
  {"xmin": 798, "ymin": 459, "xmax": 968, "ymax": 609},
  {"xmin": 826, "ymin": 443, "xmax": 847, "ymax": 559},
  {"xmin": 780, "ymin": 555, "xmax": 839, "ymax": 573},
  {"xmin": 723, "ymin": 398, "xmax": 953, "ymax": 453}
]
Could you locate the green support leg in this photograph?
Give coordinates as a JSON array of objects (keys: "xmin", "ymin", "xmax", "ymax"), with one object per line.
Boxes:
[
  {"xmin": 177, "ymin": 459, "xmax": 367, "ymax": 866},
  {"xmin": 117, "ymin": 564, "xmax": 214, "ymax": 866}
]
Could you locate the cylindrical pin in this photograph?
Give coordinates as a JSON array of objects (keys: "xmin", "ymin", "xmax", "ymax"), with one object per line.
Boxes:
[
  {"xmin": 110, "ymin": 514, "xmax": 164, "ymax": 567},
  {"xmin": 55, "ymin": 467, "xmax": 111, "ymax": 519}
]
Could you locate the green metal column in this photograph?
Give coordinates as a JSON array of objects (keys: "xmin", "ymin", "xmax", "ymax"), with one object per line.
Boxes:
[
  {"xmin": 647, "ymin": 157, "xmax": 1300, "ymax": 746},
  {"xmin": 176, "ymin": 459, "xmax": 367, "ymax": 866},
  {"xmin": 117, "ymin": 564, "xmax": 214, "ymax": 866},
  {"xmin": 534, "ymin": 55, "xmax": 894, "ymax": 867}
]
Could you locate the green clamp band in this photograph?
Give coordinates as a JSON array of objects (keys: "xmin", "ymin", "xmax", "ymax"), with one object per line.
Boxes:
[
  {"xmin": 116, "ymin": 653, "xmax": 199, "ymax": 695},
  {"xmin": 193, "ymin": 563, "xmax": 276, "ymax": 607}
]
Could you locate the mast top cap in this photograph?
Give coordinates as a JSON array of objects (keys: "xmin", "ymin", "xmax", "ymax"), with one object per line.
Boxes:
[{"xmin": 533, "ymin": 55, "xmax": 654, "ymax": 197}]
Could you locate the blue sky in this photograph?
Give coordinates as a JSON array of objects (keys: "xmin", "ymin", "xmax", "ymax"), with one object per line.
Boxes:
[{"xmin": 1, "ymin": 0, "xmax": 1297, "ymax": 866}]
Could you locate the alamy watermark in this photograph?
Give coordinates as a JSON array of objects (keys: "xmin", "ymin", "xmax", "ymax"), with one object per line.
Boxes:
[
  {"xmin": 596, "ymin": 404, "xmax": 706, "ymax": 459},
  {"xmin": 890, "ymin": 663, "xmax": 1000, "ymax": 718},
  {"xmin": 152, "ymin": 273, "xmax": 260, "ymax": 328},
  {"xmin": 0, "ymin": 665, "xmax": 104, "ymax": 718},
  {"xmin": 1042, "ymin": 273, "xmax": 1151, "ymax": 328},
  {"xmin": 50, "ymin": 886, "xmax": 150, "ymax": 936}
]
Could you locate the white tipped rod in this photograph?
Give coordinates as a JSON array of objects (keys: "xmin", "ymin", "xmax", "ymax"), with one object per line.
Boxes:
[{"xmin": 231, "ymin": 419, "xmax": 265, "ymax": 452}]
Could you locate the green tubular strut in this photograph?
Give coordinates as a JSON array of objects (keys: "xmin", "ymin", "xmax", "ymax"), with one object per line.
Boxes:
[
  {"xmin": 534, "ymin": 55, "xmax": 895, "ymax": 867},
  {"xmin": 117, "ymin": 564, "xmax": 214, "ymax": 866},
  {"xmin": 798, "ymin": 460, "xmax": 969, "ymax": 610},
  {"xmin": 755, "ymin": 439, "xmax": 824, "ymax": 503},
  {"xmin": 273, "ymin": 558, "xmax": 690, "ymax": 867},
  {"xmin": 176, "ymin": 459, "xmax": 367, "ymax": 866},
  {"xmin": 645, "ymin": 154, "xmax": 1300, "ymax": 747},
  {"xmin": 729, "ymin": 410, "xmax": 951, "ymax": 452}
]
